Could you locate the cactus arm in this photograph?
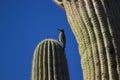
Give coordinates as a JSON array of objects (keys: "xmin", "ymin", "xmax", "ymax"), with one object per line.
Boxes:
[
  {"xmin": 31, "ymin": 39, "xmax": 70, "ymax": 80},
  {"xmin": 54, "ymin": 0, "xmax": 120, "ymax": 80}
]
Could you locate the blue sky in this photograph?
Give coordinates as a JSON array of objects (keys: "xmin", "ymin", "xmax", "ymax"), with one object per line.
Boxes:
[{"xmin": 0, "ymin": 0, "xmax": 83, "ymax": 80}]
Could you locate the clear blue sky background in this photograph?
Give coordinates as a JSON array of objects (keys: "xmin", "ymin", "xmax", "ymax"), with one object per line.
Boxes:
[{"xmin": 0, "ymin": 0, "xmax": 83, "ymax": 80}]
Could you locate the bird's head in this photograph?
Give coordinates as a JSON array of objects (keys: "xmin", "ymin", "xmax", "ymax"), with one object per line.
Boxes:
[{"xmin": 58, "ymin": 29, "xmax": 64, "ymax": 32}]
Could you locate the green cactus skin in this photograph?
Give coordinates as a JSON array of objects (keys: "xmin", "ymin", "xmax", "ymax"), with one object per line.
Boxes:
[
  {"xmin": 54, "ymin": 0, "xmax": 120, "ymax": 80},
  {"xmin": 31, "ymin": 39, "xmax": 70, "ymax": 80}
]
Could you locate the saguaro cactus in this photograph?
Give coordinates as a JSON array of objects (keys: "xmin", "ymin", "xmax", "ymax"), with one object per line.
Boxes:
[
  {"xmin": 54, "ymin": 0, "xmax": 120, "ymax": 80},
  {"xmin": 31, "ymin": 39, "xmax": 69, "ymax": 80}
]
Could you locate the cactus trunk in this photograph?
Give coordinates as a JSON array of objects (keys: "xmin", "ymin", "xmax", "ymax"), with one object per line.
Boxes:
[
  {"xmin": 54, "ymin": 0, "xmax": 120, "ymax": 80},
  {"xmin": 31, "ymin": 39, "xmax": 70, "ymax": 80}
]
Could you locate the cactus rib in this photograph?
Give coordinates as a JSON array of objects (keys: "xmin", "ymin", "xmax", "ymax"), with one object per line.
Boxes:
[{"xmin": 31, "ymin": 39, "xmax": 70, "ymax": 80}]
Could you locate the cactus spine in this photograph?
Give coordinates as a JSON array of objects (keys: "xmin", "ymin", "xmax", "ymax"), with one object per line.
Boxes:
[
  {"xmin": 31, "ymin": 39, "xmax": 69, "ymax": 80},
  {"xmin": 54, "ymin": 0, "xmax": 120, "ymax": 80}
]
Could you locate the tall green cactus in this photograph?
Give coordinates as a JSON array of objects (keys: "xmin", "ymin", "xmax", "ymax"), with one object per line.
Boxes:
[
  {"xmin": 31, "ymin": 39, "xmax": 69, "ymax": 80},
  {"xmin": 54, "ymin": 0, "xmax": 120, "ymax": 80}
]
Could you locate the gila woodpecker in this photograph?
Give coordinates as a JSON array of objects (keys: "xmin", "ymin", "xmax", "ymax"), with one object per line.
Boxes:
[{"xmin": 58, "ymin": 29, "xmax": 66, "ymax": 51}]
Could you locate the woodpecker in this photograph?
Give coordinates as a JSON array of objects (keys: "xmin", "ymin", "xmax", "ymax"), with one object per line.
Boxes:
[{"xmin": 58, "ymin": 29, "xmax": 66, "ymax": 51}]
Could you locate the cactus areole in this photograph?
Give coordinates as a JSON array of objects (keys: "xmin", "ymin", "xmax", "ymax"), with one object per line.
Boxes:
[{"xmin": 31, "ymin": 39, "xmax": 70, "ymax": 80}]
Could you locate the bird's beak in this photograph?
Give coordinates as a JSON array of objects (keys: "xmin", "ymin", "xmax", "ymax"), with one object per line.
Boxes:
[{"xmin": 58, "ymin": 29, "xmax": 61, "ymax": 31}]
